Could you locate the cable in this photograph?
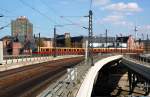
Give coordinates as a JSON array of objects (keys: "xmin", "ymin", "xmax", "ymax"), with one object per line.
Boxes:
[
  {"xmin": 39, "ymin": 0, "xmax": 88, "ymax": 30},
  {"xmin": 60, "ymin": 16, "xmax": 88, "ymax": 30},
  {"xmin": 19, "ymin": 0, "xmax": 58, "ymax": 24},
  {"xmin": 39, "ymin": 0, "xmax": 59, "ymax": 16},
  {"xmin": 0, "ymin": 8, "xmax": 12, "ymax": 14},
  {"xmin": 60, "ymin": 16, "xmax": 86, "ymax": 18},
  {"xmin": 0, "ymin": 23, "xmax": 10, "ymax": 30}
]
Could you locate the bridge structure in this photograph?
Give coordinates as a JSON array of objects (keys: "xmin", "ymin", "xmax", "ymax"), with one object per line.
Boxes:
[{"xmin": 0, "ymin": 41, "xmax": 150, "ymax": 97}]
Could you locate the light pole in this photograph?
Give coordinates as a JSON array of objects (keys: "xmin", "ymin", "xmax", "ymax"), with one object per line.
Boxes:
[
  {"xmin": 105, "ymin": 29, "xmax": 108, "ymax": 53},
  {"xmin": 38, "ymin": 33, "xmax": 40, "ymax": 52},
  {"xmin": 121, "ymin": 34, "xmax": 123, "ymax": 54},
  {"xmin": 146, "ymin": 34, "xmax": 149, "ymax": 53},
  {"xmin": 116, "ymin": 35, "xmax": 118, "ymax": 53},
  {"xmin": 53, "ymin": 26, "xmax": 57, "ymax": 57}
]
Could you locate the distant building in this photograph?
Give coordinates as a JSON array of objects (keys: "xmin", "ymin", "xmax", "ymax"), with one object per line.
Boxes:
[
  {"xmin": 0, "ymin": 36, "xmax": 13, "ymax": 55},
  {"xmin": 84, "ymin": 36, "xmax": 116, "ymax": 48},
  {"xmin": 141, "ymin": 40, "xmax": 150, "ymax": 53},
  {"xmin": 56, "ymin": 33, "xmax": 72, "ymax": 47},
  {"xmin": 0, "ymin": 36, "xmax": 12, "ymax": 48},
  {"xmin": 71, "ymin": 36, "xmax": 83, "ymax": 48},
  {"xmin": 11, "ymin": 16, "xmax": 33, "ymax": 44},
  {"xmin": 41, "ymin": 37, "xmax": 53, "ymax": 47}
]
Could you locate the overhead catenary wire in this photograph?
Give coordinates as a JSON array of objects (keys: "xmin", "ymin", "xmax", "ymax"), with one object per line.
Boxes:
[
  {"xmin": 19, "ymin": 0, "xmax": 58, "ymax": 25},
  {"xmin": 60, "ymin": 16, "xmax": 87, "ymax": 29},
  {"xmin": 0, "ymin": 8, "xmax": 13, "ymax": 14},
  {"xmin": 39, "ymin": 0, "xmax": 88, "ymax": 30},
  {"xmin": 0, "ymin": 23, "xmax": 10, "ymax": 30}
]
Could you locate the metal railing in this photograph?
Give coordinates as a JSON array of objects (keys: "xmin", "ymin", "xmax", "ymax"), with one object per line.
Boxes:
[{"xmin": 124, "ymin": 54, "xmax": 150, "ymax": 67}]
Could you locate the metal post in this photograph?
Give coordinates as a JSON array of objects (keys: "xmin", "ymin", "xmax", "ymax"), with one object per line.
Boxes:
[
  {"xmin": 121, "ymin": 36, "xmax": 123, "ymax": 54},
  {"xmin": 0, "ymin": 41, "xmax": 3, "ymax": 65},
  {"xmin": 116, "ymin": 35, "xmax": 117, "ymax": 53},
  {"xmin": 88, "ymin": 10, "xmax": 94, "ymax": 66},
  {"xmin": 85, "ymin": 40, "xmax": 88, "ymax": 61},
  {"xmin": 128, "ymin": 71, "xmax": 132, "ymax": 94},
  {"xmin": 53, "ymin": 27, "xmax": 56, "ymax": 57},
  {"xmin": 106, "ymin": 29, "xmax": 108, "ymax": 53},
  {"xmin": 135, "ymin": 26, "xmax": 138, "ymax": 41},
  {"xmin": 38, "ymin": 33, "xmax": 41, "ymax": 58},
  {"xmin": 146, "ymin": 34, "xmax": 149, "ymax": 54}
]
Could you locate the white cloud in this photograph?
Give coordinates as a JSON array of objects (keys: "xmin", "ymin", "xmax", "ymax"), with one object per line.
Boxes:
[
  {"xmin": 104, "ymin": 2, "xmax": 142, "ymax": 12},
  {"xmin": 101, "ymin": 15, "xmax": 124, "ymax": 23},
  {"xmin": 93, "ymin": 0, "xmax": 110, "ymax": 6},
  {"xmin": 99, "ymin": 15, "xmax": 133, "ymax": 26}
]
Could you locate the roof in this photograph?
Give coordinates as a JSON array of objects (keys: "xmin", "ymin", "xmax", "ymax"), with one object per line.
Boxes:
[
  {"xmin": 41, "ymin": 37, "xmax": 52, "ymax": 41},
  {"xmin": 56, "ymin": 35, "xmax": 65, "ymax": 39},
  {"xmin": 34, "ymin": 37, "xmax": 52, "ymax": 41},
  {"xmin": 0, "ymin": 35, "xmax": 13, "ymax": 41},
  {"xmin": 71, "ymin": 36, "xmax": 83, "ymax": 42},
  {"xmin": 83, "ymin": 36, "xmax": 116, "ymax": 43},
  {"xmin": 116, "ymin": 36, "xmax": 129, "ymax": 43}
]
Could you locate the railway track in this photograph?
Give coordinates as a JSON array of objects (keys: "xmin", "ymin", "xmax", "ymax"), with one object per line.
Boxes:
[{"xmin": 0, "ymin": 56, "xmax": 84, "ymax": 97}]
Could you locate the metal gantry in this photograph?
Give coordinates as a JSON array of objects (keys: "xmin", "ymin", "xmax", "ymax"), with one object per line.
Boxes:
[{"xmin": 88, "ymin": 10, "xmax": 94, "ymax": 66}]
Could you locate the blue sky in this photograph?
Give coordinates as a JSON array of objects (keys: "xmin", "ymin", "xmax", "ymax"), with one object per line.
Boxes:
[{"xmin": 0, "ymin": 0, "xmax": 150, "ymax": 39}]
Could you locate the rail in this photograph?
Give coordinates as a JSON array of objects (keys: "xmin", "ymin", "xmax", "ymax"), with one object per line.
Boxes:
[{"xmin": 37, "ymin": 54, "xmax": 113, "ymax": 97}]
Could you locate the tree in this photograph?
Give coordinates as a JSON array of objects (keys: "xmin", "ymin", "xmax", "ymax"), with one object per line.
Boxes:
[
  {"xmin": 36, "ymin": 39, "xmax": 45, "ymax": 47},
  {"xmin": 65, "ymin": 37, "xmax": 71, "ymax": 47}
]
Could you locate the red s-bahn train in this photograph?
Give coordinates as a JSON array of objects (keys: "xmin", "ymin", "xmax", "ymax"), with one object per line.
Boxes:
[{"xmin": 32, "ymin": 47, "xmax": 144, "ymax": 55}]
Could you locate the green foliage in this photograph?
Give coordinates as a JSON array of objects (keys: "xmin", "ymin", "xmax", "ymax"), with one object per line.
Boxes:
[{"xmin": 36, "ymin": 39, "xmax": 45, "ymax": 47}]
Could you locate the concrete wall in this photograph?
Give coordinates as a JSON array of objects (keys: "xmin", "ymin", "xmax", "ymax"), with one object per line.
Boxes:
[
  {"xmin": 12, "ymin": 42, "xmax": 22, "ymax": 55},
  {"xmin": 76, "ymin": 55, "xmax": 123, "ymax": 97},
  {"xmin": 0, "ymin": 41, "xmax": 3, "ymax": 65}
]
